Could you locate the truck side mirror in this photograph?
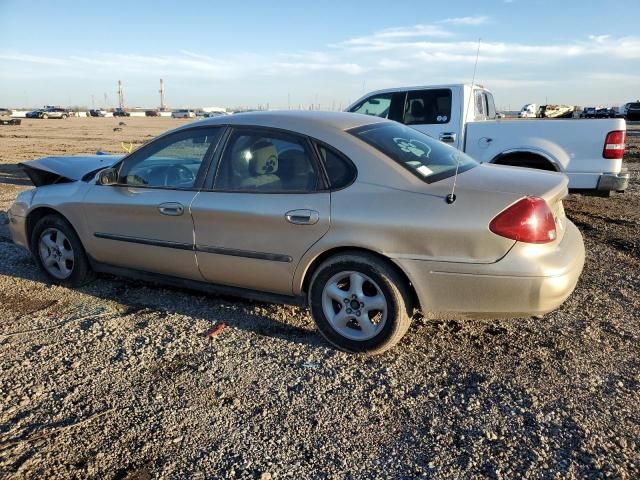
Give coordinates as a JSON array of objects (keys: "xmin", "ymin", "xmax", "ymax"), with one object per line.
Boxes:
[{"xmin": 97, "ymin": 168, "xmax": 118, "ymax": 186}]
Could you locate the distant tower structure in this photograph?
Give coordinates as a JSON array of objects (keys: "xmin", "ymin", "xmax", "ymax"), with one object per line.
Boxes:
[
  {"xmin": 117, "ymin": 80, "xmax": 125, "ymax": 110},
  {"xmin": 159, "ymin": 79, "xmax": 166, "ymax": 111}
]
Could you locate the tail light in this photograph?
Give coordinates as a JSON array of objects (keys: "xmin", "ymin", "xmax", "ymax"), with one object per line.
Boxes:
[
  {"xmin": 489, "ymin": 197, "xmax": 557, "ymax": 244},
  {"xmin": 603, "ymin": 130, "xmax": 625, "ymax": 159}
]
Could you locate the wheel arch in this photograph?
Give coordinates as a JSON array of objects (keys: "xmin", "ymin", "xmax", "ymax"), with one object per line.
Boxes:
[
  {"xmin": 299, "ymin": 246, "xmax": 419, "ymax": 311},
  {"xmin": 490, "ymin": 149, "xmax": 562, "ymax": 172},
  {"xmin": 26, "ymin": 206, "xmax": 76, "ymax": 251}
]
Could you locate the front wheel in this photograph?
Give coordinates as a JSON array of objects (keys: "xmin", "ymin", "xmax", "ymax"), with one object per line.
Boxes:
[
  {"xmin": 31, "ymin": 214, "xmax": 94, "ymax": 287},
  {"xmin": 309, "ymin": 253, "xmax": 413, "ymax": 354},
  {"xmin": 41, "ymin": 114, "xmax": 48, "ymax": 119}
]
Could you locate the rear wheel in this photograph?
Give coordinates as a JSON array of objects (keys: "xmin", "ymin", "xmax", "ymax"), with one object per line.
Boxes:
[
  {"xmin": 31, "ymin": 214, "xmax": 94, "ymax": 287},
  {"xmin": 41, "ymin": 113, "xmax": 48, "ymax": 119},
  {"xmin": 309, "ymin": 253, "xmax": 413, "ymax": 354}
]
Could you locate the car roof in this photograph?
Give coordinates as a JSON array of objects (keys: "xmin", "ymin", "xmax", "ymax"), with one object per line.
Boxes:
[{"xmin": 180, "ymin": 110, "xmax": 388, "ymax": 134}]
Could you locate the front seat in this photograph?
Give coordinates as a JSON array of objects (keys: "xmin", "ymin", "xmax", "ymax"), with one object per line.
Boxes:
[{"xmin": 240, "ymin": 140, "xmax": 282, "ymax": 190}]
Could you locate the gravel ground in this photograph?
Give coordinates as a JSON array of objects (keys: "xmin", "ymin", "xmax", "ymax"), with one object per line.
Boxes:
[{"xmin": 0, "ymin": 118, "xmax": 639, "ymax": 479}]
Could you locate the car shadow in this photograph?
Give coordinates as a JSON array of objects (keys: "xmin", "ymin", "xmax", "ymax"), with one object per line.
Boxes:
[
  {"xmin": 0, "ymin": 229, "xmax": 325, "ymax": 350},
  {"xmin": 0, "ymin": 163, "xmax": 31, "ymax": 186}
]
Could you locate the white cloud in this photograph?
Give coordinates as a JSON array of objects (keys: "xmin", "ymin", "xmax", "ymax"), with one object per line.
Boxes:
[{"xmin": 440, "ymin": 16, "xmax": 490, "ymax": 26}]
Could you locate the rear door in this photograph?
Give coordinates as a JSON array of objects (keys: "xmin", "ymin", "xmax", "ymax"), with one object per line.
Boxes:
[
  {"xmin": 191, "ymin": 127, "xmax": 330, "ymax": 295},
  {"xmin": 81, "ymin": 126, "xmax": 223, "ymax": 280},
  {"xmin": 401, "ymin": 87, "xmax": 462, "ymax": 148}
]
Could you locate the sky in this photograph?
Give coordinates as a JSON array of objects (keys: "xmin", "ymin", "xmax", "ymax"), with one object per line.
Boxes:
[{"xmin": 0, "ymin": 0, "xmax": 639, "ymax": 110}]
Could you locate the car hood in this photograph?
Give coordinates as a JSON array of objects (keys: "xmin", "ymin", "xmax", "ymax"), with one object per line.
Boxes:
[{"xmin": 20, "ymin": 154, "xmax": 123, "ymax": 186}]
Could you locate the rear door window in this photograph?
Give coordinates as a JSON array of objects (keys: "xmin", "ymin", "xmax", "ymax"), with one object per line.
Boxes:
[
  {"xmin": 316, "ymin": 143, "xmax": 356, "ymax": 190},
  {"xmin": 403, "ymin": 89, "xmax": 452, "ymax": 125}
]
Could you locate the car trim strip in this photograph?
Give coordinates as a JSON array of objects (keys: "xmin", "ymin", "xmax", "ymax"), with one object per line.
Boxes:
[
  {"xmin": 94, "ymin": 232, "xmax": 194, "ymax": 251},
  {"xmin": 196, "ymin": 244, "xmax": 293, "ymax": 263},
  {"xmin": 94, "ymin": 233, "xmax": 292, "ymax": 263}
]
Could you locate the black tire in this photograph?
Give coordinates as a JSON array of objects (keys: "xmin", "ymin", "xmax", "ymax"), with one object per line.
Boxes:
[
  {"xmin": 31, "ymin": 214, "xmax": 94, "ymax": 287},
  {"xmin": 309, "ymin": 252, "xmax": 413, "ymax": 354},
  {"xmin": 62, "ymin": 114, "xmax": 68, "ymax": 119}
]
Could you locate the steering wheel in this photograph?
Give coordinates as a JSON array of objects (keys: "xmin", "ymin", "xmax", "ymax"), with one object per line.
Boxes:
[{"xmin": 162, "ymin": 164, "xmax": 195, "ymax": 186}]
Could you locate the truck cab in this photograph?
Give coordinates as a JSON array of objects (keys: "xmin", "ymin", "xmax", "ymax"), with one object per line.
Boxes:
[
  {"xmin": 347, "ymin": 84, "xmax": 629, "ymax": 195},
  {"xmin": 347, "ymin": 84, "xmax": 499, "ymax": 149}
]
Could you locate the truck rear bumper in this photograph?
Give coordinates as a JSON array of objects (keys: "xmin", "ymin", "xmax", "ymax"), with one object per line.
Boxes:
[{"xmin": 596, "ymin": 170, "xmax": 629, "ymax": 192}]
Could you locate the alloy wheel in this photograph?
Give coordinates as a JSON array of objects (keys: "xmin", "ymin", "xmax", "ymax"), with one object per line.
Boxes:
[
  {"xmin": 38, "ymin": 227, "xmax": 75, "ymax": 279},
  {"xmin": 321, "ymin": 271, "xmax": 388, "ymax": 341}
]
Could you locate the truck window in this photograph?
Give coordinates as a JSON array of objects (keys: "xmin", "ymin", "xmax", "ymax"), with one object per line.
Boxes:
[
  {"xmin": 485, "ymin": 92, "xmax": 497, "ymax": 119},
  {"xmin": 474, "ymin": 91, "xmax": 486, "ymax": 120},
  {"xmin": 350, "ymin": 94, "xmax": 393, "ymax": 118},
  {"xmin": 349, "ymin": 92, "xmax": 405, "ymax": 122},
  {"xmin": 403, "ymin": 89, "xmax": 452, "ymax": 125}
]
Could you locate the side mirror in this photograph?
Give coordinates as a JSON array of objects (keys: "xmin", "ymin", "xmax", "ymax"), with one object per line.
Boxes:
[{"xmin": 97, "ymin": 168, "xmax": 118, "ymax": 186}]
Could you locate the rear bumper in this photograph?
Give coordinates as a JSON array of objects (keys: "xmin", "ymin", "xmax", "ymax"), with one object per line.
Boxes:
[
  {"xmin": 597, "ymin": 170, "xmax": 629, "ymax": 192},
  {"xmin": 394, "ymin": 221, "xmax": 585, "ymax": 318}
]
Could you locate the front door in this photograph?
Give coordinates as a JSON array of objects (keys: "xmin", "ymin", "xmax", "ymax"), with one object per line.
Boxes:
[
  {"xmin": 402, "ymin": 88, "xmax": 461, "ymax": 148},
  {"xmin": 191, "ymin": 127, "xmax": 330, "ymax": 295},
  {"xmin": 82, "ymin": 127, "xmax": 223, "ymax": 280}
]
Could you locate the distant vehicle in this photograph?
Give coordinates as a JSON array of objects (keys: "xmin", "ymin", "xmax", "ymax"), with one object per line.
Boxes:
[
  {"xmin": 26, "ymin": 107, "xmax": 69, "ymax": 119},
  {"xmin": 171, "ymin": 109, "xmax": 196, "ymax": 119},
  {"xmin": 626, "ymin": 101, "xmax": 640, "ymax": 121},
  {"xmin": 113, "ymin": 108, "xmax": 130, "ymax": 117},
  {"xmin": 348, "ymin": 83, "xmax": 629, "ymax": 195},
  {"xmin": 197, "ymin": 111, "xmax": 228, "ymax": 118},
  {"xmin": 518, "ymin": 104, "xmax": 537, "ymax": 118},
  {"xmin": 538, "ymin": 105, "xmax": 574, "ymax": 119},
  {"xmin": 145, "ymin": 110, "xmax": 161, "ymax": 117},
  {"xmin": 0, "ymin": 108, "xmax": 20, "ymax": 125},
  {"xmin": 89, "ymin": 109, "xmax": 107, "ymax": 117},
  {"xmin": 596, "ymin": 107, "xmax": 615, "ymax": 119},
  {"xmin": 582, "ymin": 107, "xmax": 596, "ymax": 118},
  {"xmin": 495, "ymin": 112, "xmax": 505, "ymax": 119}
]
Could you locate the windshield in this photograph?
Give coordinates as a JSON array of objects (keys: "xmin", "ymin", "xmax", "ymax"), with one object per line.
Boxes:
[{"xmin": 349, "ymin": 122, "xmax": 478, "ymax": 183}]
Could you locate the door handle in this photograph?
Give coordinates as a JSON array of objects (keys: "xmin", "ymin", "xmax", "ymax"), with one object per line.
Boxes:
[
  {"xmin": 439, "ymin": 132, "xmax": 457, "ymax": 143},
  {"xmin": 158, "ymin": 202, "xmax": 184, "ymax": 216},
  {"xmin": 285, "ymin": 209, "xmax": 319, "ymax": 225}
]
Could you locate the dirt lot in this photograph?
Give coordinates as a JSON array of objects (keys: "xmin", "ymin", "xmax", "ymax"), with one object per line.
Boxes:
[{"xmin": 0, "ymin": 118, "xmax": 639, "ymax": 479}]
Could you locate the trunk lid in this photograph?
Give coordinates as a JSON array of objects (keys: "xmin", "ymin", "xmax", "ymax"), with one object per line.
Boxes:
[{"xmin": 456, "ymin": 163, "xmax": 568, "ymax": 241}]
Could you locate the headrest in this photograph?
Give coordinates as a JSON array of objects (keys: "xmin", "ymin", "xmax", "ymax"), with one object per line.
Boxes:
[
  {"xmin": 410, "ymin": 100, "xmax": 425, "ymax": 117},
  {"xmin": 248, "ymin": 140, "xmax": 278, "ymax": 176}
]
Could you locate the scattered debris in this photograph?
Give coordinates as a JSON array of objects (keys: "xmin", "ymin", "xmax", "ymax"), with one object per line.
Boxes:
[{"xmin": 208, "ymin": 323, "xmax": 226, "ymax": 338}]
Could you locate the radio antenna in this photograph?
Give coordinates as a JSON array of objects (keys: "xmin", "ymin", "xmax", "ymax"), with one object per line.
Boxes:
[{"xmin": 446, "ymin": 38, "xmax": 481, "ymax": 205}]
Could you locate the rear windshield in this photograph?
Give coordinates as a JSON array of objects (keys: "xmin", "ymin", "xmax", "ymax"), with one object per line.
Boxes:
[{"xmin": 349, "ymin": 122, "xmax": 477, "ymax": 183}]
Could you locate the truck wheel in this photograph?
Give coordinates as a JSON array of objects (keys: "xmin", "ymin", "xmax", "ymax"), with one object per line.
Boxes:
[
  {"xmin": 41, "ymin": 113, "xmax": 48, "ymax": 119},
  {"xmin": 31, "ymin": 214, "xmax": 94, "ymax": 287},
  {"xmin": 309, "ymin": 252, "xmax": 413, "ymax": 354},
  {"xmin": 62, "ymin": 114, "xmax": 68, "ymax": 119}
]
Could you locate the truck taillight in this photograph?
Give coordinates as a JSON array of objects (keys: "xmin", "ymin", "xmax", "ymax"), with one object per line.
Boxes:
[
  {"xmin": 603, "ymin": 130, "xmax": 625, "ymax": 159},
  {"xmin": 489, "ymin": 197, "xmax": 557, "ymax": 244}
]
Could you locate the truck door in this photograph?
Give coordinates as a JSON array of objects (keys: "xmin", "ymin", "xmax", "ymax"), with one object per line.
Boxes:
[{"xmin": 401, "ymin": 88, "xmax": 462, "ymax": 148}]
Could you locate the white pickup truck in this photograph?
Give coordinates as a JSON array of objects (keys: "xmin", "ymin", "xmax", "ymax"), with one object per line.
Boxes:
[{"xmin": 346, "ymin": 84, "xmax": 629, "ymax": 195}]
